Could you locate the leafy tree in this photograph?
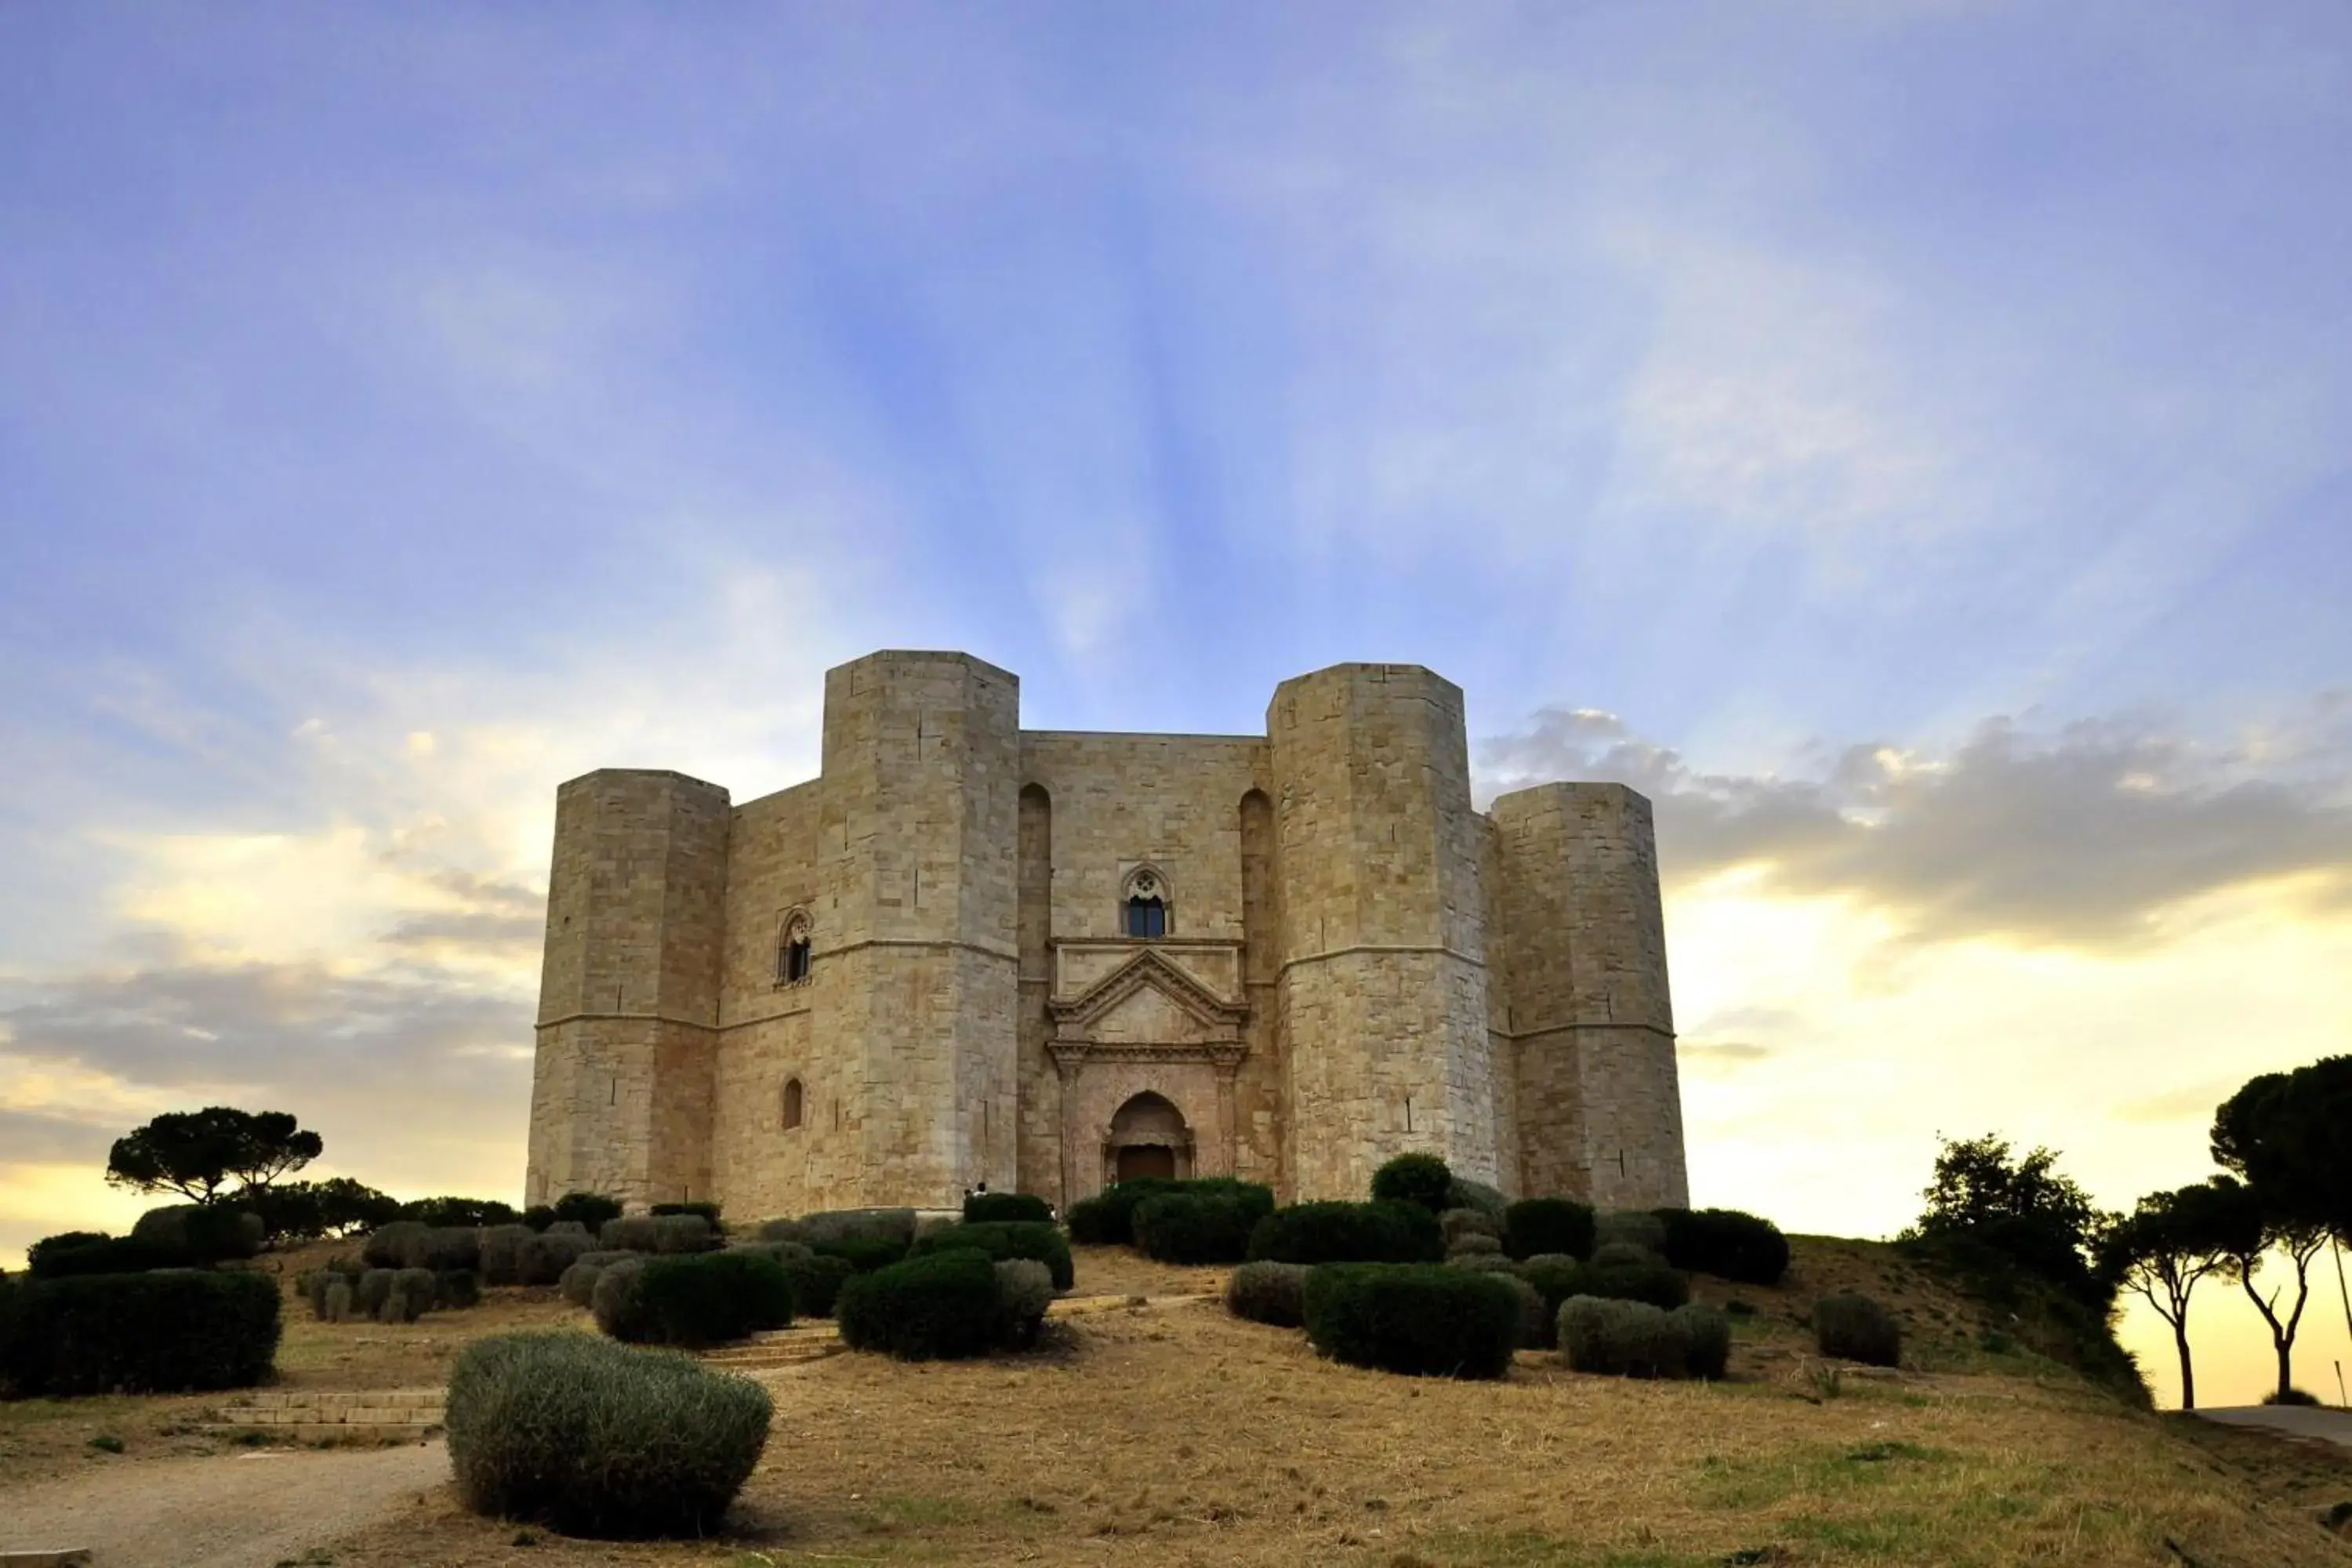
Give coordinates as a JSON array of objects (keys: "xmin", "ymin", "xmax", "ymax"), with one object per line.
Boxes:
[
  {"xmin": 1907, "ymin": 1132, "xmax": 2114, "ymax": 1308},
  {"xmin": 2205, "ymin": 1173, "xmax": 2332, "ymax": 1401},
  {"xmin": 2099, "ymin": 1182, "xmax": 2240, "ymax": 1409},
  {"xmin": 241, "ymin": 1177, "xmax": 401, "ymax": 1243},
  {"xmin": 106, "ymin": 1107, "xmax": 322, "ymax": 1205},
  {"xmin": 2213, "ymin": 1058, "xmax": 2352, "ymax": 1353}
]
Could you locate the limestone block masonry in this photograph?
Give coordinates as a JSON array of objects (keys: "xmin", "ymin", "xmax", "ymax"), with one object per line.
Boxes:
[{"xmin": 524, "ymin": 651, "xmax": 1690, "ymax": 1218}]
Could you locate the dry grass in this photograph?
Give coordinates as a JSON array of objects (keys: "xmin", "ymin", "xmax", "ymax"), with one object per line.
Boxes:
[{"xmin": 8, "ymin": 1236, "xmax": 2352, "ymax": 1566}]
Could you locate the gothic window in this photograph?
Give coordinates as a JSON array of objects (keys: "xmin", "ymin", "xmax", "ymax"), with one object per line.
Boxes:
[
  {"xmin": 1121, "ymin": 866, "xmax": 1170, "ymax": 938},
  {"xmin": 776, "ymin": 911, "xmax": 812, "ymax": 986},
  {"xmin": 781, "ymin": 1077, "xmax": 804, "ymax": 1131}
]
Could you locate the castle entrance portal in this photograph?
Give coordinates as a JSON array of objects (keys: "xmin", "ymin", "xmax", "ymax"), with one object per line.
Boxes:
[{"xmin": 1105, "ymin": 1091, "xmax": 1192, "ymax": 1186}]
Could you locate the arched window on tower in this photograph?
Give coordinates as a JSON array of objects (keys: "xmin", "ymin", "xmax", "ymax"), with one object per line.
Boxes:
[
  {"xmin": 1121, "ymin": 866, "xmax": 1169, "ymax": 938},
  {"xmin": 776, "ymin": 911, "xmax": 813, "ymax": 986},
  {"xmin": 781, "ymin": 1077, "xmax": 804, "ymax": 1131}
]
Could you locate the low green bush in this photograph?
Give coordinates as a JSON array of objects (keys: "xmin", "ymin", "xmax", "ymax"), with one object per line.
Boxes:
[
  {"xmin": 777, "ymin": 1252, "xmax": 855, "ymax": 1319},
  {"xmin": 764, "ymin": 1208, "xmax": 918, "ymax": 1249},
  {"xmin": 356, "ymin": 1269, "xmax": 397, "ymax": 1316},
  {"xmin": 558, "ymin": 1261, "xmax": 604, "ymax": 1308},
  {"xmin": 651, "ymin": 1201, "xmax": 723, "ymax": 1227},
  {"xmin": 402, "ymin": 1196, "xmax": 519, "ymax": 1229},
  {"xmin": 1654, "ymin": 1208, "xmax": 1790, "ymax": 1286},
  {"xmin": 1504, "ymin": 1199, "xmax": 1595, "ymax": 1261},
  {"xmin": 909, "ymin": 1221, "xmax": 1073, "ymax": 1290},
  {"xmin": 394, "ymin": 1226, "xmax": 481, "ymax": 1273},
  {"xmin": 590, "ymin": 1257, "xmax": 646, "ymax": 1333},
  {"xmin": 1447, "ymin": 1254, "xmax": 1525, "ymax": 1276},
  {"xmin": 1813, "ymin": 1293, "xmax": 1901, "ymax": 1367},
  {"xmin": 1301, "ymin": 1264, "xmax": 1520, "ymax": 1379},
  {"xmin": 446, "ymin": 1331, "xmax": 770, "ymax": 1537},
  {"xmin": 1590, "ymin": 1241, "xmax": 1658, "ymax": 1269},
  {"xmin": 1132, "ymin": 1191, "xmax": 1272, "ymax": 1265},
  {"xmin": 1680, "ymin": 1303, "xmax": 1731, "ymax": 1379},
  {"xmin": 726, "ymin": 1239, "xmax": 813, "ymax": 1264},
  {"xmin": 597, "ymin": 1252, "xmax": 792, "ymax": 1348},
  {"xmin": 321, "ymin": 1276, "xmax": 354, "ymax": 1322},
  {"xmin": 1501, "ymin": 1273, "xmax": 1548, "ymax": 1349},
  {"xmin": 1065, "ymin": 1179, "xmax": 1273, "ymax": 1247},
  {"xmin": 521, "ymin": 1205, "xmax": 557, "ymax": 1232},
  {"xmin": 551, "ymin": 1192, "xmax": 623, "ymax": 1231},
  {"xmin": 379, "ymin": 1268, "xmax": 437, "ymax": 1323},
  {"xmin": 837, "ymin": 1247, "xmax": 1000, "ymax": 1361},
  {"xmin": 601, "ymin": 1214, "xmax": 719, "ymax": 1255},
  {"xmin": 363, "ymin": 1221, "xmax": 427, "ymax": 1270},
  {"xmin": 25, "ymin": 1234, "xmax": 186, "ymax": 1279},
  {"xmin": 1439, "ymin": 1207, "xmax": 1502, "ymax": 1247},
  {"xmin": 1445, "ymin": 1176, "xmax": 1508, "ymax": 1221},
  {"xmin": 1577, "ymin": 1251, "xmax": 1689, "ymax": 1310},
  {"xmin": 1447, "ymin": 1232, "xmax": 1503, "ymax": 1258},
  {"xmin": 1225, "ymin": 1261, "xmax": 1309, "ymax": 1327},
  {"xmin": 0, "ymin": 1270, "xmax": 280, "ymax": 1396},
  {"xmin": 480, "ymin": 1225, "xmax": 537, "ymax": 1286},
  {"xmin": 130, "ymin": 1204, "xmax": 263, "ymax": 1264},
  {"xmin": 601, "ymin": 1217, "xmax": 660, "ymax": 1253},
  {"xmin": 963, "ymin": 1192, "xmax": 1053, "ymax": 1225},
  {"xmin": 518, "ymin": 1232, "xmax": 593, "ymax": 1287},
  {"xmin": 1247, "ymin": 1201, "xmax": 1443, "ymax": 1266},
  {"xmin": 1369, "ymin": 1152, "xmax": 1454, "ymax": 1212},
  {"xmin": 810, "ymin": 1234, "xmax": 910, "ymax": 1273},
  {"xmin": 1594, "ymin": 1210, "xmax": 1668, "ymax": 1254},
  {"xmin": 1559, "ymin": 1296, "xmax": 1691, "ymax": 1378},
  {"xmin": 437, "ymin": 1269, "xmax": 482, "ymax": 1310},
  {"xmin": 993, "ymin": 1258, "xmax": 1053, "ymax": 1350}
]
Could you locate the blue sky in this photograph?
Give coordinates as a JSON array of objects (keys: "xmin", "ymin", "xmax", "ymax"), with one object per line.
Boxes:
[{"xmin": 2, "ymin": 4, "xmax": 2348, "ymax": 1406}]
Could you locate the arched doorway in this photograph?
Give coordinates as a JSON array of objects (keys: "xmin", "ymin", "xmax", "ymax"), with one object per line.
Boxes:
[{"xmin": 1105, "ymin": 1091, "xmax": 1192, "ymax": 1185}]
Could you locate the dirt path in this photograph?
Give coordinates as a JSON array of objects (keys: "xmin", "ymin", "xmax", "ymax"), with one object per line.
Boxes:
[
  {"xmin": 2200, "ymin": 1404, "xmax": 2352, "ymax": 1450},
  {"xmin": 0, "ymin": 1440, "xmax": 448, "ymax": 1567}
]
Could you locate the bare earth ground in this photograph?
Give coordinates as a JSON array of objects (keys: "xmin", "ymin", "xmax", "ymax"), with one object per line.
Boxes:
[{"xmin": 5, "ymin": 1237, "xmax": 2350, "ymax": 1567}]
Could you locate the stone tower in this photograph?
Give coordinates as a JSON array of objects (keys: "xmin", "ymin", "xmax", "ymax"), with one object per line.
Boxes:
[{"xmin": 523, "ymin": 650, "xmax": 1689, "ymax": 1216}]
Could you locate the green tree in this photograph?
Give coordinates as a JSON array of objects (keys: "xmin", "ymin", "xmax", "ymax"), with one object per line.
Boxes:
[
  {"xmin": 1907, "ymin": 1132, "xmax": 2114, "ymax": 1308},
  {"xmin": 106, "ymin": 1106, "xmax": 323, "ymax": 1205},
  {"xmin": 2099, "ymin": 1182, "xmax": 2239, "ymax": 1410},
  {"xmin": 2212, "ymin": 1057, "xmax": 2352, "ymax": 1355},
  {"xmin": 2202, "ymin": 1176, "xmax": 2328, "ymax": 1401}
]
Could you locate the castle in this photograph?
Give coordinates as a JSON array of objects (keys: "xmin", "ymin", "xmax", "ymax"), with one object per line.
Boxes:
[{"xmin": 524, "ymin": 651, "xmax": 1687, "ymax": 1218}]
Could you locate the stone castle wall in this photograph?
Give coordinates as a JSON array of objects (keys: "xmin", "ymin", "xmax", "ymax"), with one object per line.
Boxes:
[{"xmin": 524, "ymin": 650, "xmax": 1688, "ymax": 1217}]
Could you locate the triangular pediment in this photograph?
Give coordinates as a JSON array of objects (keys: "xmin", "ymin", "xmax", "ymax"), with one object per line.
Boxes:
[{"xmin": 1048, "ymin": 947, "xmax": 1247, "ymax": 1036}]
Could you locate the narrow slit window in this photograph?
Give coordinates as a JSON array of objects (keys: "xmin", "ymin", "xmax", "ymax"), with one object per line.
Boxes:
[
  {"xmin": 782, "ymin": 1077, "xmax": 804, "ymax": 1131},
  {"xmin": 777, "ymin": 912, "xmax": 813, "ymax": 985}
]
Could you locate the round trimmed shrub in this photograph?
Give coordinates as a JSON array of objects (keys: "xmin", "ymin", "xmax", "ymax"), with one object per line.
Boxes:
[
  {"xmin": 546, "ymin": 1220, "xmax": 590, "ymax": 1237},
  {"xmin": 837, "ymin": 1247, "xmax": 1000, "ymax": 1361},
  {"xmin": 1504, "ymin": 1199, "xmax": 1595, "ymax": 1261},
  {"xmin": 765, "ymin": 1208, "xmax": 917, "ymax": 1249},
  {"xmin": 1653, "ymin": 1208, "xmax": 1790, "ymax": 1287},
  {"xmin": 521, "ymin": 1205, "xmax": 557, "ymax": 1232},
  {"xmin": 964, "ymin": 1192, "xmax": 1053, "ymax": 1225},
  {"xmin": 1440, "ymin": 1207, "xmax": 1502, "ymax": 1247},
  {"xmin": 1226, "ymin": 1261, "xmax": 1310, "ymax": 1327},
  {"xmin": 1578, "ymin": 1251, "xmax": 1690, "ymax": 1310},
  {"xmin": 130, "ymin": 1204, "xmax": 263, "ymax": 1264},
  {"xmin": 1591, "ymin": 1241, "xmax": 1659, "ymax": 1269},
  {"xmin": 1501, "ymin": 1273, "xmax": 1548, "ymax": 1348},
  {"xmin": 322, "ymin": 1276, "xmax": 353, "ymax": 1323},
  {"xmin": 1445, "ymin": 1176, "xmax": 1508, "ymax": 1221},
  {"xmin": 597, "ymin": 1252, "xmax": 792, "ymax": 1348},
  {"xmin": 517, "ymin": 1232, "xmax": 593, "ymax": 1286},
  {"xmin": 446, "ymin": 1331, "xmax": 770, "ymax": 1537},
  {"xmin": 558, "ymin": 1260, "xmax": 603, "ymax": 1308},
  {"xmin": 1595, "ymin": 1209, "xmax": 1668, "ymax": 1255},
  {"xmin": 25, "ymin": 1232, "xmax": 187, "ymax": 1278},
  {"xmin": 652, "ymin": 1214, "xmax": 719, "ymax": 1254},
  {"xmin": 379, "ymin": 1268, "xmax": 437, "ymax": 1323},
  {"xmin": 1132, "ymin": 1192, "xmax": 1270, "ymax": 1265},
  {"xmin": 1248, "ymin": 1201, "xmax": 1444, "ymax": 1265},
  {"xmin": 590, "ymin": 1256, "xmax": 647, "ymax": 1333},
  {"xmin": 601, "ymin": 1217, "xmax": 661, "ymax": 1254},
  {"xmin": 1065, "ymin": 1179, "xmax": 1273, "ymax": 1247},
  {"xmin": 728, "ymin": 1239, "xmax": 814, "ymax": 1264},
  {"xmin": 406, "ymin": 1227, "xmax": 482, "ymax": 1272},
  {"xmin": 552, "ymin": 1192, "xmax": 624, "ymax": 1231},
  {"xmin": 778, "ymin": 1252, "xmax": 855, "ymax": 1319},
  {"xmin": 480, "ymin": 1225, "xmax": 536, "ymax": 1286},
  {"xmin": 356, "ymin": 1268, "xmax": 397, "ymax": 1316},
  {"xmin": 909, "ymin": 1221, "xmax": 1073, "ymax": 1290},
  {"xmin": 436, "ymin": 1269, "xmax": 482, "ymax": 1310},
  {"xmin": 0, "ymin": 1270, "xmax": 281, "ymax": 1396},
  {"xmin": 1301, "ymin": 1264, "xmax": 1520, "ymax": 1379},
  {"xmin": 1448, "ymin": 1253, "xmax": 1525, "ymax": 1276},
  {"xmin": 363, "ymin": 1221, "xmax": 428, "ymax": 1270},
  {"xmin": 993, "ymin": 1258, "xmax": 1053, "ymax": 1350},
  {"xmin": 651, "ymin": 1201, "xmax": 722, "ymax": 1227},
  {"xmin": 1370, "ymin": 1152, "xmax": 1454, "ymax": 1213},
  {"xmin": 1813, "ymin": 1293, "xmax": 1901, "ymax": 1367},
  {"xmin": 1679, "ymin": 1303, "xmax": 1731, "ymax": 1380},
  {"xmin": 1448, "ymin": 1232, "xmax": 1504, "ymax": 1258},
  {"xmin": 811, "ymin": 1234, "xmax": 911, "ymax": 1273},
  {"xmin": 1559, "ymin": 1296, "xmax": 1692, "ymax": 1379}
]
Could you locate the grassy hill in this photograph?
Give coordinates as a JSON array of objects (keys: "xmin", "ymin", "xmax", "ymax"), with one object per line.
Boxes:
[{"xmin": 5, "ymin": 1235, "xmax": 2349, "ymax": 1566}]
